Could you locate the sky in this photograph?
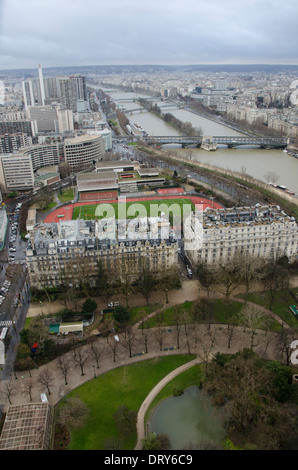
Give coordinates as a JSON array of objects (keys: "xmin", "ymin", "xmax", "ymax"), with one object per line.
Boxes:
[{"xmin": 0, "ymin": 0, "xmax": 298, "ymax": 70}]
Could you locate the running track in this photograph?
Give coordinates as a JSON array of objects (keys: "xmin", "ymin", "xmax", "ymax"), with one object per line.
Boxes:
[{"xmin": 44, "ymin": 195, "xmax": 223, "ymax": 223}]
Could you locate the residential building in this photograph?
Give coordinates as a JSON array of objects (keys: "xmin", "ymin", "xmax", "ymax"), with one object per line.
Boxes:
[
  {"xmin": 0, "ymin": 133, "xmax": 32, "ymax": 153},
  {"xmin": 0, "ymin": 143, "xmax": 60, "ymax": 191},
  {"xmin": 57, "ymin": 108, "xmax": 74, "ymax": 133},
  {"xmin": 185, "ymin": 205, "xmax": 298, "ymax": 267},
  {"xmin": 59, "ymin": 75, "xmax": 87, "ymax": 112},
  {"xmin": 0, "ymin": 152, "xmax": 34, "ymax": 191},
  {"xmin": 26, "ymin": 218, "xmax": 178, "ymax": 289}
]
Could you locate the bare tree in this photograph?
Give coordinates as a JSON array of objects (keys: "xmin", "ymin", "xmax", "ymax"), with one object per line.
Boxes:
[
  {"xmin": 108, "ymin": 340, "xmax": 119, "ymax": 363},
  {"xmin": 0, "ymin": 381, "xmax": 16, "ymax": 405},
  {"xmin": 21, "ymin": 378, "xmax": 34, "ymax": 402},
  {"xmin": 72, "ymin": 346, "xmax": 89, "ymax": 376},
  {"xmin": 274, "ymin": 327, "xmax": 297, "ymax": 366},
  {"xmin": 56, "ymin": 355, "xmax": 72, "ymax": 385},
  {"xmin": 223, "ymin": 317, "xmax": 237, "ymax": 349},
  {"xmin": 37, "ymin": 368, "xmax": 54, "ymax": 395},
  {"xmin": 238, "ymin": 304, "xmax": 266, "ymax": 350},
  {"xmin": 88, "ymin": 339, "xmax": 105, "ymax": 369},
  {"xmin": 120, "ymin": 327, "xmax": 137, "ymax": 358},
  {"xmin": 153, "ymin": 314, "xmax": 166, "ymax": 351}
]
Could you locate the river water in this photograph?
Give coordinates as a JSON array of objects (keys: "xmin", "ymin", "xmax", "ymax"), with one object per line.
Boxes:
[
  {"xmin": 104, "ymin": 90, "xmax": 298, "ymax": 195},
  {"xmin": 149, "ymin": 386, "xmax": 225, "ymax": 450}
]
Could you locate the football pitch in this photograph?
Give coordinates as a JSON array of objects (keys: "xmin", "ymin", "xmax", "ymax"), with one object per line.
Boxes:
[{"xmin": 72, "ymin": 198, "xmax": 195, "ymax": 221}]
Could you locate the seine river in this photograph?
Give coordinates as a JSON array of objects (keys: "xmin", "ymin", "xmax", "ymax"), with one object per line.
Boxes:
[{"xmin": 103, "ymin": 90, "xmax": 298, "ymax": 195}]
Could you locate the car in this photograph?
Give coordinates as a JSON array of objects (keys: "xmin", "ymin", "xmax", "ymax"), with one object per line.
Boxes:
[
  {"xmin": 114, "ymin": 335, "xmax": 120, "ymax": 343},
  {"xmin": 9, "ymin": 248, "xmax": 16, "ymax": 252}
]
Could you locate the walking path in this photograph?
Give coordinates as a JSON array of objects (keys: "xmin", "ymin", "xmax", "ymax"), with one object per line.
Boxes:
[
  {"xmin": 0, "ymin": 277, "xmax": 296, "ymax": 449},
  {"xmin": 134, "ymin": 357, "xmax": 199, "ymax": 450}
]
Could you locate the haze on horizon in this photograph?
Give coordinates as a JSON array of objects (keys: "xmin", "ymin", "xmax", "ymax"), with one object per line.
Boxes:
[{"xmin": 0, "ymin": 0, "xmax": 297, "ymax": 70}]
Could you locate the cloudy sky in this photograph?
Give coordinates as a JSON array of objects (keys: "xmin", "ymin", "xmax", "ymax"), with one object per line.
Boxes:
[{"xmin": 0, "ymin": 0, "xmax": 297, "ymax": 69}]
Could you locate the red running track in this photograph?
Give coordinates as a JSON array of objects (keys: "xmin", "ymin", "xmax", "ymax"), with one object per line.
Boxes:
[{"xmin": 44, "ymin": 195, "xmax": 223, "ymax": 223}]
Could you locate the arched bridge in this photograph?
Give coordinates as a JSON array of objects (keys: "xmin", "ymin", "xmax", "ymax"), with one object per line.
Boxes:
[{"xmin": 117, "ymin": 135, "xmax": 288, "ymax": 149}]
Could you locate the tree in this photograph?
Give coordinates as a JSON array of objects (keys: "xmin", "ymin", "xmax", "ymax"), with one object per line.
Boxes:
[
  {"xmin": 72, "ymin": 346, "xmax": 89, "ymax": 376},
  {"xmin": 56, "ymin": 355, "xmax": 72, "ymax": 385},
  {"xmin": 196, "ymin": 262, "xmax": 216, "ymax": 297},
  {"xmin": 0, "ymin": 381, "xmax": 16, "ymax": 405},
  {"xmin": 216, "ymin": 260, "xmax": 242, "ymax": 300},
  {"xmin": 82, "ymin": 298, "xmax": 97, "ymax": 314},
  {"xmin": 238, "ymin": 304, "xmax": 266, "ymax": 349},
  {"xmin": 262, "ymin": 254, "xmax": 290, "ymax": 310},
  {"xmin": 113, "ymin": 306, "xmax": 130, "ymax": 327},
  {"xmin": 158, "ymin": 267, "xmax": 180, "ymax": 304},
  {"xmin": 120, "ymin": 327, "xmax": 137, "ymax": 358},
  {"xmin": 88, "ymin": 339, "xmax": 105, "ymax": 369},
  {"xmin": 137, "ymin": 260, "xmax": 156, "ymax": 304},
  {"xmin": 57, "ymin": 397, "xmax": 89, "ymax": 429},
  {"xmin": 22, "ymin": 378, "xmax": 34, "ymax": 402},
  {"xmin": 37, "ymin": 368, "xmax": 54, "ymax": 395}
]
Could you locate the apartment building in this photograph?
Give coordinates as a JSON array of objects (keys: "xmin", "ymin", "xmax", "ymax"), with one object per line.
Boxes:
[
  {"xmin": 0, "ymin": 153, "xmax": 34, "ymax": 191},
  {"xmin": 0, "ymin": 133, "xmax": 32, "ymax": 153},
  {"xmin": 185, "ymin": 205, "xmax": 298, "ymax": 266},
  {"xmin": 26, "ymin": 218, "xmax": 178, "ymax": 289},
  {"xmin": 64, "ymin": 134, "xmax": 105, "ymax": 172},
  {"xmin": 0, "ymin": 143, "xmax": 60, "ymax": 191}
]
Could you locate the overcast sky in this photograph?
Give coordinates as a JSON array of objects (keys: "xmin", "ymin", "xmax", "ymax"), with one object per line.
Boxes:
[{"xmin": 0, "ymin": 0, "xmax": 297, "ymax": 70}]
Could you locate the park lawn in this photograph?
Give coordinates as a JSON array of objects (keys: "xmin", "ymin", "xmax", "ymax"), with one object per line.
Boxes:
[
  {"xmin": 143, "ymin": 299, "xmax": 244, "ymax": 328},
  {"xmin": 41, "ymin": 201, "xmax": 57, "ymax": 213},
  {"xmin": 72, "ymin": 198, "xmax": 195, "ymax": 221},
  {"xmin": 236, "ymin": 289, "xmax": 298, "ymax": 329},
  {"xmin": 59, "ymin": 355, "xmax": 195, "ymax": 450},
  {"xmin": 58, "ymin": 188, "xmax": 75, "ymax": 203},
  {"xmin": 128, "ymin": 303, "xmax": 163, "ymax": 324}
]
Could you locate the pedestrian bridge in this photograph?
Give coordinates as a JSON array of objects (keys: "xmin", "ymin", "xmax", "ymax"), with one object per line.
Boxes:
[{"xmin": 117, "ymin": 135, "xmax": 288, "ymax": 149}]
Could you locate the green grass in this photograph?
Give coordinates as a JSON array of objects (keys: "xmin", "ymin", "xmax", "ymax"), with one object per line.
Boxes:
[
  {"xmin": 41, "ymin": 201, "xmax": 57, "ymax": 213},
  {"xmin": 72, "ymin": 198, "xmax": 195, "ymax": 221},
  {"xmin": 57, "ymin": 355, "xmax": 195, "ymax": 450},
  {"xmin": 58, "ymin": 188, "xmax": 75, "ymax": 203},
  {"xmin": 143, "ymin": 299, "xmax": 244, "ymax": 328},
  {"xmin": 236, "ymin": 289, "xmax": 298, "ymax": 330}
]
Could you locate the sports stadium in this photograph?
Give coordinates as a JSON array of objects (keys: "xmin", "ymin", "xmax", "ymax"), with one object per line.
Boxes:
[{"xmin": 44, "ymin": 187, "xmax": 223, "ymax": 224}]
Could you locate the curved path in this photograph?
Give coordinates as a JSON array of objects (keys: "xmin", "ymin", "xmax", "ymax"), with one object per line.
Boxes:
[{"xmin": 134, "ymin": 357, "xmax": 199, "ymax": 450}]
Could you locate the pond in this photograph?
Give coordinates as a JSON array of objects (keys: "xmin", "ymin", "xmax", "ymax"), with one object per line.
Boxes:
[{"xmin": 149, "ymin": 386, "xmax": 225, "ymax": 450}]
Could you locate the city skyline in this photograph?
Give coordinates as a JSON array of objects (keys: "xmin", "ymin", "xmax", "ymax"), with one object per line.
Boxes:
[{"xmin": 0, "ymin": 0, "xmax": 298, "ymax": 70}]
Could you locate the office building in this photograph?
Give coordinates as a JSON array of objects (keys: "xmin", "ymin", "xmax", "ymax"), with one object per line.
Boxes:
[
  {"xmin": 64, "ymin": 134, "xmax": 105, "ymax": 172},
  {"xmin": 27, "ymin": 106, "xmax": 59, "ymax": 133}
]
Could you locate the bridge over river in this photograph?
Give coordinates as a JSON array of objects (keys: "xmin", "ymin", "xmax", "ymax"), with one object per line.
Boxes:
[{"xmin": 117, "ymin": 135, "xmax": 288, "ymax": 149}]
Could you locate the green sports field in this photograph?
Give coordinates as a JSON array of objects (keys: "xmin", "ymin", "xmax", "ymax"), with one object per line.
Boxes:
[{"xmin": 72, "ymin": 198, "xmax": 195, "ymax": 221}]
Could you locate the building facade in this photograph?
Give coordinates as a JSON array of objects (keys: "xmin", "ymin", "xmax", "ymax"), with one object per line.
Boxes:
[
  {"xmin": 185, "ymin": 205, "xmax": 298, "ymax": 267},
  {"xmin": 26, "ymin": 218, "xmax": 178, "ymax": 289},
  {"xmin": 0, "ymin": 153, "xmax": 34, "ymax": 191},
  {"xmin": 64, "ymin": 134, "xmax": 105, "ymax": 172}
]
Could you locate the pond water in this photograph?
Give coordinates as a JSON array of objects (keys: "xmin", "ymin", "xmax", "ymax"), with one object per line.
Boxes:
[{"xmin": 149, "ymin": 386, "xmax": 225, "ymax": 450}]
